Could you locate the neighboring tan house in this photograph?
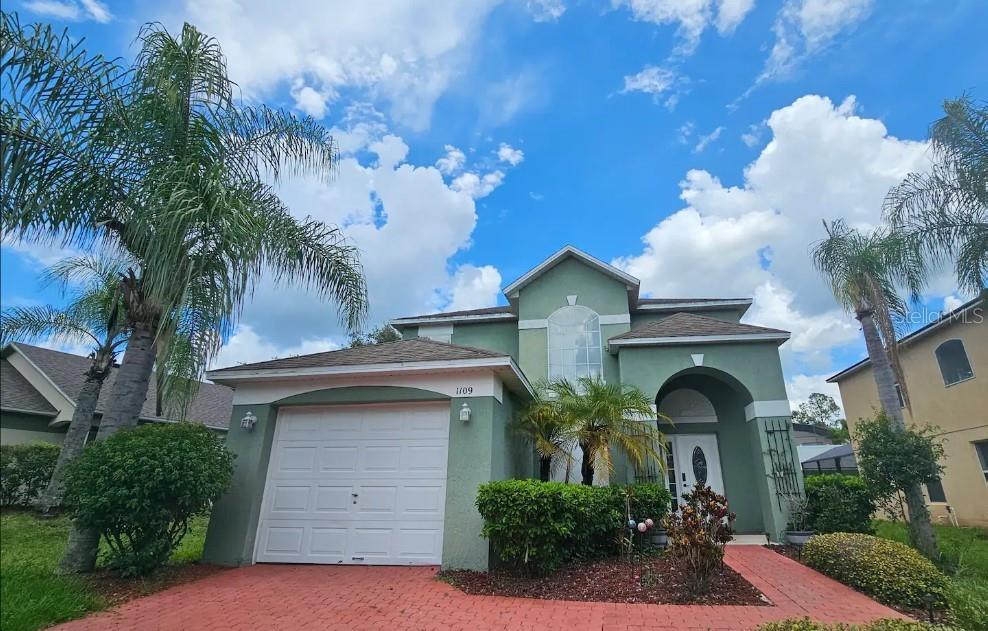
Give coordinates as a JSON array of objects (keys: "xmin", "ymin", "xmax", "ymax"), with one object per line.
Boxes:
[
  {"xmin": 202, "ymin": 246, "xmax": 802, "ymax": 571},
  {"xmin": 1, "ymin": 342, "xmax": 233, "ymax": 444},
  {"xmin": 827, "ymin": 296, "xmax": 987, "ymax": 527}
]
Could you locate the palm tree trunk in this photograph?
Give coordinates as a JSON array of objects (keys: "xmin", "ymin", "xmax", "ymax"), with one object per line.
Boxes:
[
  {"xmin": 580, "ymin": 443, "xmax": 594, "ymax": 486},
  {"xmin": 857, "ymin": 310, "xmax": 939, "ymax": 559},
  {"xmin": 36, "ymin": 360, "xmax": 110, "ymax": 514},
  {"xmin": 60, "ymin": 325, "xmax": 157, "ymax": 573},
  {"xmin": 95, "ymin": 322, "xmax": 156, "ymax": 440},
  {"xmin": 539, "ymin": 456, "xmax": 551, "ymax": 482}
]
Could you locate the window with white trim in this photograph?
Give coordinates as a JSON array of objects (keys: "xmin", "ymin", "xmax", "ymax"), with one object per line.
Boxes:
[
  {"xmin": 935, "ymin": 339, "xmax": 974, "ymax": 386},
  {"xmin": 547, "ymin": 305, "xmax": 602, "ymax": 382},
  {"xmin": 975, "ymin": 442, "xmax": 988, "ymax": 483}
]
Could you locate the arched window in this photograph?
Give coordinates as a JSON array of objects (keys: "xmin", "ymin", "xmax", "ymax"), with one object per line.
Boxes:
[
  {"xmin": 547, "ymin": 305, "xmax": 602, "ymax": 382},
  {"xmin": 658, "ymin": 389, "xmax": 718, "ymax": 423},
  {"xmin": 935, "ymin": 339, "xmax": 974, "ymax": 386}
]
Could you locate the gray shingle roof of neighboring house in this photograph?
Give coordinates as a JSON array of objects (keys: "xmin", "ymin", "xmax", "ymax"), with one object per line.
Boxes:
[
  {"xmin": 1, "ymin": 358, "xmax": 58, "ymax": 416},
  {"xmin": 215, "ymin": 338, "xmax": 510, "ymax": 373},
  {"xmin": 391, "ymin": 306, "xmax": 516, "ymax": 322},
  {"xmin": 8, "ymin": 343, "xmax": 233, "ymax": 430},
  {"xmin": 610, "ymin": 312, "xmax": 790, "ymax": 341}
]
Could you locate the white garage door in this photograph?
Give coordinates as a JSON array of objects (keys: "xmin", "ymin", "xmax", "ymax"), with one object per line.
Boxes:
[{"xmin": 255, "ymin": 402, "xmax": 450, "ymax": 565}]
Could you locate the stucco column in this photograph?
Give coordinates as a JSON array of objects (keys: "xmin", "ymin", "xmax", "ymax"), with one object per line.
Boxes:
[
  {"xmin": 747, "ymin": 414, "xmax": 805, "ymax": 542},
  {"xmin": 442, "ymin": 396, "xmax": 496, "ymax": 570},
  {"xmin": 203, "ymin": 404, "xmax": 277, "ymax": 566}
]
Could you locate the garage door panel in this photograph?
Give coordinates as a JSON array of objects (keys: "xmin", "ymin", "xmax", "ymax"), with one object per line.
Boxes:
[{"xmin": 257, "ymin": 402, "xmax": 449, "ymax": 565}]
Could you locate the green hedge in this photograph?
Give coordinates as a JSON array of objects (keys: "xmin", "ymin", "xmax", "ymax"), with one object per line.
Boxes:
[
  {"xmin": 758, "ymin": 618, "xmax": 952, "ymax": 630},
  {"xmin": 804, "ymin": 474, "xmax": 875, "ymax": 534},
  {"xmin": 803, "ymin": 533, "xmax": 948, "ymax": 608},
  {"xmin": 0, "ymin": 443, "xmax": 60, "ymax": 507},
  {"xmin": 476, "ymin": 480, "xmax": 670, "ymax": 574}
]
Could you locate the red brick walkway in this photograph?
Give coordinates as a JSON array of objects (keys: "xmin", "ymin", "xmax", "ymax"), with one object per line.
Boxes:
[{"xmin": 56, "ymin": 547, "xmax": 906, "ymax": 630}]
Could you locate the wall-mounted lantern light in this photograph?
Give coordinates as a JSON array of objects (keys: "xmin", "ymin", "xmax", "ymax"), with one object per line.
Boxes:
[
  {"xmin": 240, "ymin": 410, "xmax": 258, "ymax": 431},
  {"xmin": 459, "ymin": 402, "xmax": 472, "ymax": 422}
]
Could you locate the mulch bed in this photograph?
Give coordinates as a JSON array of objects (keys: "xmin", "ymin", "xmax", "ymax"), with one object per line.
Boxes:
[
  {"xmin": 87, "ymin": 563, "xmax": 230, "ymax": 607},
  {"xmin": 439, "ymin": 553, "xmax": 770, "ymax": 606}
]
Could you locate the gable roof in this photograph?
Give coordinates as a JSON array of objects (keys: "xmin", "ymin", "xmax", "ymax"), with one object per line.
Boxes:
[
  {"xmin": 502, "ymin": 245, "xmax": 640, "ymax": 299},
  {"xmin": 1, "ymin": 358, "xmax": 58, "ymax": 416},
  {"xmin": 3, "ymin": 343, "xmax": 232, "ymax": 430},
  {"xmin": 827, "ymin": 295, "xmax": 984, "ymax": 383},
  {"xmin": 212, "ymin": 338, "xmax": 509, "ymax": 373},
  {"xmin": 608, "ymin": 312, "xmax": 790, "ymax": 346}
]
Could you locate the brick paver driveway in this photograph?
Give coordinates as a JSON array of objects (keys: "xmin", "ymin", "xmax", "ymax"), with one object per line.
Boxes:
[{"xmin": 56, "ymin": 547, "xmax": 906, "ymax": 630}]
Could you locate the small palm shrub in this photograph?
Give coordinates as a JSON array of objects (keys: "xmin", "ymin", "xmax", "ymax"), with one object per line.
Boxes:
[
  {"xmin": 758, "ymin": 617, "xmax": 951, "ymax": 630},
  {"xmin": 664, "ymin": 484, "xmax": 735, "ymax": 594},
  {"xmin": 63, "ymin": 423, "xmax": 234, "ymax": 576},
  {"xmin": 476, "ymin": 480, "xmax": 669, "ymax": 574},
  {"xmin": 0, "ymin": 443, "xmax": 60, "ymax": 507},
  {"xmin": 804, "ymin": 474, "xmax": 875, "ymax": 534},
  {"xmin": 803, "ymin": 533, "xmax": 948, "ymax": 608}
]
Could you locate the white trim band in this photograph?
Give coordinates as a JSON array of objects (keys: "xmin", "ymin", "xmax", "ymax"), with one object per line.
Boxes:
[
  {"xmin": 599, "ymin": 314, "xmax": 631, "ymax": 325},
  {"xmin": 520, "ymin": 313, "xmax": 630, "ymax": 330},
  {"xmin": 609, "ymin": 332, "xmax": 790, "ymax": 347},
  {"xmin": 518, "ymin": 319, "xmax": 547, "ymax": 330},
  {"xmin": 390, "ymin": 312, "xmax": 516, "ymax": 327},
  {"xmin": 744, "ymin": 400, "xmax": 792, "ymax": 421}
]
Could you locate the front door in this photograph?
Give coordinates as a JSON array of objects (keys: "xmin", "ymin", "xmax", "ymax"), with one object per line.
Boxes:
[{"xmin": 674, "ymin": 434, "xmax": 724, "ymax": 498}]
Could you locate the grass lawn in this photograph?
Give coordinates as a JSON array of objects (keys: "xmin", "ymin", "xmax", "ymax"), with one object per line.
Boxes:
[
  {"xmin": 874, "ymin": 520, "xmax": 988, "ymax": 630},
  {"xmin": 0, "ymin": 511, "xmax": 210, "ymax": 631}
]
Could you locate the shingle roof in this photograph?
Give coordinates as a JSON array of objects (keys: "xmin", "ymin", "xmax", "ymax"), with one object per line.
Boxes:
[
  {"xmin": 214, "ymin": 338, "xmax": 510, "ymax": 372},
  {"xmin": 636, "ymin": 298, "xmax": 750, "ymax": 305},
  {"xmin": 610, "ymin": 312, "xmax": 789, "ymax": 341},
  {"xmin": 11, "ymin": 343, "xmax": 232, "ymax": 429},
  {"xmin": 392, "ymin": 305, "xmax": 515, "ymax": 322},
  {"xmin": 1, "ymin": 358, "xmax": 58, "ymax": 416}
]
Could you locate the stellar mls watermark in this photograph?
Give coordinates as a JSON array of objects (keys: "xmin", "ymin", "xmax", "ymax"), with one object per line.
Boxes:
[{"xmin": 898, "ymin": 305, "xmax": 983, "ymax": 327}]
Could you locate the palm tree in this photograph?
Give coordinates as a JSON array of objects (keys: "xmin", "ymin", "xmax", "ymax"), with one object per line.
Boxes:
[
  {"xmin": 884, "ymin": 96, "xmax": 987, "ymax": 295},
  {"xmin": 2, "ymin": 16, "xmax": 368, "ymax": 572},
  {"xmin": 812, "ymin": 219, "xmax": 939, "ymax": 559},
  {"xmin": 549, "ymin": 376, "xmax": 666, "ymax": 486},
  {"xmin": 0, "ymin": 256, "xmax": 127, "ymax": 513},
  {"xmin": 513, "ymin": 383, "xmax": 575, "ymax": 482}
]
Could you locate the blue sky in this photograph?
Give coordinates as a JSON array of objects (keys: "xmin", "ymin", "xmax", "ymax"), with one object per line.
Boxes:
[{"xmin": 2, "ymin": 0, "xmax": 985, "ymax": 410}]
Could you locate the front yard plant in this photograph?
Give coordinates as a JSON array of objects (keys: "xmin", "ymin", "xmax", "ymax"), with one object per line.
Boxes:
[
  {"xmin": 62, "ymin": 423, "xmax": 234, "ymax": 577},
  {"xmin": 664, "ymin": 484, "xmax": 736, "ymax": 595},
  {"xmin": 0, "ymin": 443, "xmax": 60, "ymax": 507},
  {"xmin": 804, "ymin": 474, "xmax": 875, "ymax": 534},
  {"xmin": 803, "ymin": 533, "xmax": 948, "ymax": 609},
  {"xmin": 758, "ymin": 618, "xmax": 953, "ymax": 630},
  {"xmin": 476, "ymin": 479, "xmax": 669, "ymax": 574}
]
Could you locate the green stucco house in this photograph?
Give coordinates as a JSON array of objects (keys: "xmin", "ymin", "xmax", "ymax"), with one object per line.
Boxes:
[{"xmin": 203, "ymin": 246, "xmax": 803, "ymax": 570}]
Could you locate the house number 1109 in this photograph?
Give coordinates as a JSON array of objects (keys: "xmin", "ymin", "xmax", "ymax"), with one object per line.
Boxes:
[{"xmin": 455, "ymin": 386, "xmax": 473, "ymax": 395}]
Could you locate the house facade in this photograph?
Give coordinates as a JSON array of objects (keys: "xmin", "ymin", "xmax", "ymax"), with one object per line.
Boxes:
[
  {"xmin": 203, "ymin": 246, "xmax": 801, "ymax": 571},
  {"xmin": 828, "ymin": 297, "xmax": 987, "ymax": 527},
  {"xmin": 1, "ymin": 343, "xmax": 232, "ymax": 444}
]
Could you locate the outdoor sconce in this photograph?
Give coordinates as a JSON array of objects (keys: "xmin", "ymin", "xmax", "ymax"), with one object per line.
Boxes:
[
  {"xmin": 459, "ymin": 403, "xmax": 472, "ymax": 422},
  {"xmin": 240, "ymin": 410, "xmax": 258, "ymax": 431}
]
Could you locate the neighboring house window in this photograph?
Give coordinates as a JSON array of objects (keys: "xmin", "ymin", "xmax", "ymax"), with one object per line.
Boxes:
[
  {"xmin": 926, "ymin": 478, "xmax": 947, "ymax": 503},
  {"xmin": 976, "ymin": 442, "xmax": 988, "ymax": 483},
  {"xmin": 894, "ymin": 383, "xmax": 905, "ymax": 408},
  {"xmin": 547, "ymin": 305, "xmax": 602, "ymax": 382},
  {"xmin": 935, "ymin": 339, "xmax": 974, "ymax": 386}
]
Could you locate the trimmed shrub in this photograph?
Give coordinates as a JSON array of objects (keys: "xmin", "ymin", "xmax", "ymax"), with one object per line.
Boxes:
[
  {"xmin": 758, "ymin": 618, "xmax": 953, "ymax": 630},
  {"xmin": 63, "ymin": 423, "xmax": 234, "ymax": 577},
  {"xmin": 626, "ymin": 482, "xmax": 672, "ymax": 525},
  {"xmin": 476, "ymin": 480, "xmax": 669, "ymax": 574},
  {"xmin": 803, "ymin": 533, "xmax": 948, "ymax": 608},
  {"xmin": 0, "ymin": 443, "xmax": 60, "ymax": 507},
  {"xmin": 804, "ymin": 474, "xmax": 875, "ymax": 534}
]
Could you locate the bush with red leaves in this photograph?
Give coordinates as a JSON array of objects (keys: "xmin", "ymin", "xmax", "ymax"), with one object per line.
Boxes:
[{"xmin": 663, "ymin": 484, "xmax": 736, "ymax": 595}]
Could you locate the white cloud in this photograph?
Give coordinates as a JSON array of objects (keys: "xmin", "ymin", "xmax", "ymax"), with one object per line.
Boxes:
[
  {"xmin": 436, "ymin": 144, "xmax": 467, "ymax": 175},
  {"xmin": 613, "ymin": 0, "xmax": 755, "ymax": 56},
  {"xmin": 759, "ymin": 0, "xmax": 872, "ymax": 84},
  {"xmin": 211, "ymin": 325, "xmax": 341, "ymax": 369},
  {"xmin": 478, "ymin": 69, "xmax": 544, "ymax": 127},
  {"xmin": 786, "ymin": 373, "xmax": 845, "ymax": 415},
  {"xmin": 174, "ymin": 0, "xmax": 502, "ymax": 130},
  {"xmin": 451, "ymin": 170, "xmax": 506, "ymax": 199},
  {"xmin": 620, "ymin": 65, "xmax": 687, "ymax": 108},
  {"xmin": 23, "ymin": 0, "xmax": 111, "ymax": 22},
  {"xmin": 614, "ymin": 94, "xmax": 930, "ymax": 382},
  {"xmin": 497, "ymin": 143, "xmax": 525, "ymax": 166},
  {"xmin": 290, "ymin": 81, "xmax": 332, "ymax": 119},
  {"xmin": 693, "ymin": 125, "xmax": 725, "ymax": 152},
  {"xmin": 447, "ymin": 264, "xmax": 503, "ymax": 311},
  {"xmin": 527, "ymin": 0, "xmax": 566, "ymax": 22},
  {"xmin": 740, "ymin": 122, "xmax": 764, "ymax": 147}
]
